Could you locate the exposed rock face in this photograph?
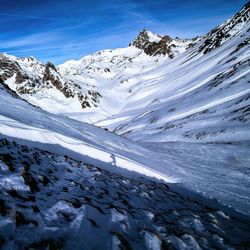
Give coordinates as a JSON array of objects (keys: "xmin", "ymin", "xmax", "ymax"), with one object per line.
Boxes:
[
  {"xmin": 0, "ymin": 58, "xmax": 24, "ymax": 82},
  {"xmin": 0, "ymin": 78, "xmax": 20, "ymax": 99},
  {"xmin": 130, "ymin": 29, "xmax": 162, "ymax": 50},
  {"xmin": 130, "ymin": 29, "xmax": 195, "ymax": 58},
  {"xmin": 42, "ymin": 62, "xmax": 102, "ymax": 107},
  {"xmin": 43, "ymin": 62, "xmax": 75, "ymax": 98},
  {"xmin": 0, "ymin": 55, "xmax": 40, "ymax": 94},
  {"xmin": 78, "ymin": 90, "xmax": 101, "ymax": 109}
]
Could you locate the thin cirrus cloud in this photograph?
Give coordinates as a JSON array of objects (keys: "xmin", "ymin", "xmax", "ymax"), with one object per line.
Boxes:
[
  {"xmin": 0, "ymin": 13, "xmax": 65, "ymax": 20},
  {"xmin": 0, "ymin": 0, "xmax": 248, "ymax": 64},
  {"xmin": 0, "ymin": 32, "xmax": 62, "ymax": 48}
]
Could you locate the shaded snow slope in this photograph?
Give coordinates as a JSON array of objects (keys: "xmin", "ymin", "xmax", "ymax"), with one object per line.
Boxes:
[
  {"xmin": 0, "ymin": 83, "xmax": 174, "ymax": 183},
  {"xmin": 142, "ymin": 141, "xmax": 250, "ymax": 216}
]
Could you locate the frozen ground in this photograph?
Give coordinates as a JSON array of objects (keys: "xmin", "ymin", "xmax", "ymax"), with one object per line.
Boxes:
[{"xmin": 0, "ymin": 139, "xmax": 249, "ymax": 249}]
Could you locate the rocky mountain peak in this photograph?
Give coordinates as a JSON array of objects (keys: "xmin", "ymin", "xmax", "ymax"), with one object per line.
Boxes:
[
  {"xmin": 0, "ymin": 56, "xmax": 31, "ymax": 88},
  {"xmin": 129, "ymin": 29, "xmax": 162, "ymax": 50},
  {"xmin": 19, "ymin": 56, "xmax": 38, "ymax": 63},
  {"xmin": 130, "ymin": 29, "xmax": 194, "ymax": 58},
  {"xmin": 45, "ymin": 61, "xmax": 57, "ymax": 72}
]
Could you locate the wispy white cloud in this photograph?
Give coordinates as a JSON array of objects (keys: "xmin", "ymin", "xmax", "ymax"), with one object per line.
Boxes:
[
  {"xmin": 0, "ymin": 12, "xmax": 64, "ymax": 21},
  {"xmin": 0, "ymin": 32, "xmax": 64, "ymax": 49}
]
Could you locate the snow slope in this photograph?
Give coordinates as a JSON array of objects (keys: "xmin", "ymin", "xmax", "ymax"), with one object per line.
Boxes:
[{"xmin": 0, "ymin": 83, "xmax": 175, "ymax": 183}]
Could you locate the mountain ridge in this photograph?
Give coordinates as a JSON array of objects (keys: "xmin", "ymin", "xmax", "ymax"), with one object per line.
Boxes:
[{"xmin": 129, "ymin": 29, "xmax": 198, "ymax": 58}]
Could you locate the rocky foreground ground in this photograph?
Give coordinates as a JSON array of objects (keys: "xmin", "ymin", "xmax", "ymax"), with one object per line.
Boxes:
[{"xmin": 0, "ymin": 138, "xmax": 249, "ymax": 249}]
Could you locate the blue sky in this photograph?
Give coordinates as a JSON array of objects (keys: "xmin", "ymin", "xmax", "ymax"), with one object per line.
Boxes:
[{"xmin": 0, "ymin": 0, "xmax": 248, "ymax": 64}]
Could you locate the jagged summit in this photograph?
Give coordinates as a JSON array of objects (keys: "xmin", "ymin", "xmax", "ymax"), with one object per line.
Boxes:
[
  {"xmin": 130, "ymin": 2, "xmax": 250, "ymax": 57},
  {"xmin": 129, "ymin": 29, "xmax": 196, "ymax": 58},
  {"xmin": 129, "ymin": 29, "xmax": 162, "ymax": 48}
]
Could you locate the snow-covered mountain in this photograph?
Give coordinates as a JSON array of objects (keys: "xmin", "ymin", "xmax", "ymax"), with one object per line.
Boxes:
[
  {"xmin": 1, "ymin": 2, "xmax": 249, "ymax": 144},
  {"xmin": 0, "ymin": 53, "xmax": 102, "ymax": 112},
  {"xmin": 61, "ymin": 2, "xmax": 250, "ymax": 143}
]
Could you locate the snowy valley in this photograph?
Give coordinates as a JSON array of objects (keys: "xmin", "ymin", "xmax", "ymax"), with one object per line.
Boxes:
[{"xmin": 0, "ymin": 2, "xmax": 250, "ymax": 249}]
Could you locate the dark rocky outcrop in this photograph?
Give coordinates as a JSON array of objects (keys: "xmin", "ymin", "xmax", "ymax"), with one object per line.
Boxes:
[
  {"xmin": 130, "ymin": 29, "xmax": 194, "ymax": 58},
  {"xmin": 130, "ymin": 29, "xmax": 174, "ymax": 57},
  {"xmin": 0, "ymin": 138, "xmax": 249, "ymax": 249},
  {"xmin": 43, "ymin": 62, "xmax": 75, "ymax": 98},
  {"xmin": 0, "ymin": 58, "xmax": 23, "ymax": 82},
  {"xmin": 0, "ymin": 55, "xmax": 42, "ymax": 94},
  {"xmin": 77, "ymin": 90, "xmax": 101, "ymax": 109}
]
